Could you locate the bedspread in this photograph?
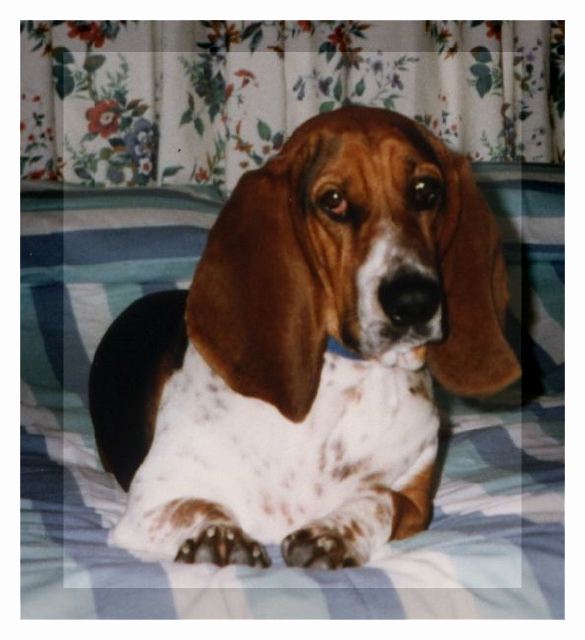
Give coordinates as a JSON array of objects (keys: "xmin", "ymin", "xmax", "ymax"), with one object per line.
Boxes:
[{"xmin": 20, "ymin": 165, "xmax": 564, "ymax": 619}]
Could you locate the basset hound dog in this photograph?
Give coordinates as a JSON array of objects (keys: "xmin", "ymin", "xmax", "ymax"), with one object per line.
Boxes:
[{"xmin": 89, "ymin": 105, "xmax": 520, "ymax": 569}]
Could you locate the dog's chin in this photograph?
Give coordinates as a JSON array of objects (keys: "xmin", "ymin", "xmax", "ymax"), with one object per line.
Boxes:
[
  {"xmin": 377, "ymin": 344, "xmax": 428, "ymax": 370},
  {"xmin": 358, "ymin": 325, "xmax": 430, "ymax": 370}
]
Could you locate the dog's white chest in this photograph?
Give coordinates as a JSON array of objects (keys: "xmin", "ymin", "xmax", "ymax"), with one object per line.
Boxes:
[{"xmin": 112, "ymin": 344, "xmax": 439, "ymax": 556}]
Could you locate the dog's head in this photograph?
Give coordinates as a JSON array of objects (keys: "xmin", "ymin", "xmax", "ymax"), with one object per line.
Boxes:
[{"xmin": 187, "ymin": 106, "xmax": 521, "ymax": 420}]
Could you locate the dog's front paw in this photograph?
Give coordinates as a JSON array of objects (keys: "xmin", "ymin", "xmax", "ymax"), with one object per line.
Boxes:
[
  {"xmin": 281, "ymin": 526, "xmax": 365, "ymax": 569},
  {"xmin": 175, "ymin": 524, "xmax": 271, "ymax": 568}
]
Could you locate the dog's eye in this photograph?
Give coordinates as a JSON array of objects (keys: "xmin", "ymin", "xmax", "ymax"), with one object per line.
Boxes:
[
  {"xmin": 410, "ymin": 177, "xmax": 442, "ymax": 211},
  {"xmin": 317, "ymin": 189, "xmax": 349, "ymax": 220}
]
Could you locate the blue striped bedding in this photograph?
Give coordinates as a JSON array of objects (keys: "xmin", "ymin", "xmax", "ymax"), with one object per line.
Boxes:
[{"xmin": 20, "ymin": 164, "xmax": 564, "ymax": 619}]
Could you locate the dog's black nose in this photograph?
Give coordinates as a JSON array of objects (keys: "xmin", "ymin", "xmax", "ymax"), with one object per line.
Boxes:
[{"xmin": 378, "ymin": 272, "xmax": 441, "ymax": 329}]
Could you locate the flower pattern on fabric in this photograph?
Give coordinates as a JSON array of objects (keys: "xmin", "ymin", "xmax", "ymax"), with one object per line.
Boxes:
[
  {"xmin": 86, "ymin": 100, "xmax": 121, "ymax": 138},
  {"xmin": 20, "ymin": 20, "xmax": 564, "ymax": 190}
]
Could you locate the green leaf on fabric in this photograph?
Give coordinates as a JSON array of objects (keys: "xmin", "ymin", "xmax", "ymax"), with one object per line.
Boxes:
[
  {"xmin": 383, "ymin": 95, "xmax": 398, "ymax": 110},
  {"xmin": 84, "ymin": 55, "xmax": 106, "ymax": 73},
  {"xmin": 74, "ymin": 167, "xmax": 92, "ymax": 181},
  {"xmin": 272, "ymin": 131, "xmax": 284, "ymax": 149},
  {"xmin": 257, "ymin": 119, "xmax": 272, "ymax": 141},
  {"xmin": 475, "ymin": 73, "xmax": 493, "ymax": 97},
  {"xmin": 355, "ymin": 78, "xmax": 365, "ymax": 97},
  {"xmin": 162, "ymin": 165, "xmax": 184, "ymax": 177},
  {"xmin": 209, "ymin": 104, "xmax": 220, "ymax": 122},
  {"xmin": 133, "ymin": 104, "xmax": 149, "ymax": 117},
  {"xmin": 108, "ymin": 137, "xmax": 126, "ymax": 149},
  {"xmin": 471, "ymin": 46, "xmax": 492, "ymax": 63},
  {"xmin": 319, "ymin": 101, "xmax": 336, "ymax": 113},
  {"xmin": 250, "ymin": 29, "xmax": 263, "ymax": 53},
  {"xmin": 53, "ymin": 65, "xmax": 75, "ymax": 99},
  {"xmin": 180, "ymin": 109, "xmax": 193, "ymax": 126},
  {"xmin": 470, "ymin": 63, "xmax": 491, "ymax": 78},
  {"xmin": 334, "ymin": 77, "xmax": 343, "ymax": 102},
  {"xmin": 241, "ymin": 22, "xmax": 263, "ymax": 40},
  {"xmin": 194, "ymin": 117, "xmax": 204, "ymax": 135},
  {"xmin": 319, "ymin": 42, "xmax": 336, "ymax": 63},
  {"xmin": 52, "ymin": 47, "xmax": 74, "ymax": 65}
]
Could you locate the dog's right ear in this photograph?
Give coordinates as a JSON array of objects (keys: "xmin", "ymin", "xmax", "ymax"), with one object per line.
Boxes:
[
  {"xmin": 426, "ymin": 150, "xmax": 521, "ymax": 397},
  {"xmin": 186, "ymin": 153, "xmax": 329, "ymax": 423}
]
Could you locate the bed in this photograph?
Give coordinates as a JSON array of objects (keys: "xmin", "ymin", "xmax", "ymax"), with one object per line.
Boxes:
[{"xmin": 20, "ymin": 164, "xmax": 564, "ymax": 619}]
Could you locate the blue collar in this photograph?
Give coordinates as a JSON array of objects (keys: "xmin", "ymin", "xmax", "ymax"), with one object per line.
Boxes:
[{"xmin": 326, "ymin": 337, "xmax": 363, "ymax": 361}]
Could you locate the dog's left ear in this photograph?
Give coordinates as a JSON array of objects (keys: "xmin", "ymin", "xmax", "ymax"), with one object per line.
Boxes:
[
  {"xmin": 185, "ymin": 151, "xmax": 328, "ymax": 423},
  {"xmin": 426, "ymin": 150, "xmax": 521, "ymax": 397}
]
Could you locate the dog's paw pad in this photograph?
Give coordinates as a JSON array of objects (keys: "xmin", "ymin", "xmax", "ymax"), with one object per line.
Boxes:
[
  {"xmin": 281, "ymin": 526, "xmax": 363, "ymax": 569},
  {"xmin": 175, "ymin": 524, "xmax": 271, "ymax": 568}
]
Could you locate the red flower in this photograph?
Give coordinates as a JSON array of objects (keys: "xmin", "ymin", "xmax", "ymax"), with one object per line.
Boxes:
[
  {"xmin": 234, "ymin": 69, "xmax": 256, "ymax": 88},
  {"xmin": 195, "ymin": 167, "xmax": 210, "ymax": 183},
  {"xmin": 297, "ymin": 21, "xmax": 313, "ymax": 32},
  {"xmin": 329, "ymin": 26, "xmax": 350, "ymax": 52},
  {"xmin": 20, "ymin": 121, "xmax": 26, "ymax": 132},
  {"xmin": 485, "ymin": 21, "xmax": 502, "ymax": 41},
  {"xmin": 67, "ymin": 21, "xmax": 106, "ymax": 48},
  {"xmin": 86, "ymin": 100, "xmax": 121, "ymax": 138},
  {"xmin": 234, "ymin": 69, "xmax": 256, "ymax": 79}
]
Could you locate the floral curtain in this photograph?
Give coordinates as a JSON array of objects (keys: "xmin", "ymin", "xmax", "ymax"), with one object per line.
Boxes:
[{"xmin": 20, "ymin": 20, "xmax": 565, "ymax": 195}]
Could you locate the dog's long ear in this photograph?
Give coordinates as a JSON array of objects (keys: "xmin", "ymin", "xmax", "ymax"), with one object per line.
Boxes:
[
  {"xmin": 186, "ymin": 154, "xmax": 328, "ymax": 422},
  {"xmin": 426, "ymin": 151, "xmax": 521, "ymax": 397}
]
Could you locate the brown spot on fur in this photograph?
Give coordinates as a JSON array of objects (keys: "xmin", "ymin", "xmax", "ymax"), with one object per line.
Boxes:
[
  {"xmin": 332, "ymin": 458, "xmax": 371, "ymax": 481},
  {"xmin": 332, "ymin": 438, "xmax": 346, "ymax": 462},
  {"xmin": 360, "ymin": 471, "xmax": 386, "ymax": 487},
  {"xmin": 337, "ymin": 519, "xmax": 367, "ymax": 545},
  {"xmin": 389, "ymin": 464, "xmax": 437, "ymax": 541},
  {"xmin": 280, "ymin": 502, "xmax": 294, "ymax": 527},
  {"xmin": 342, "ymin": 385, "xmax": 363, "ymax": 403},
  {"xmin": 332, "ymin": 463, "xmax": 356, "ymax": 481},
  {"xmin": 169, "ymin": 499, "xmax": 230, "ymax": 529},
  {"xmin": 408, "ymin": 373, "xmax": 431, "ymax": 401},
  {"xmin": 339, "ymin": 524, "xmax": 357, "ymax": 543},
  {"xmin": 350, "ymin": 520, "xmax": 364, "ymax": 538},
  {"xmin": 149, "ymin": 498, "xmax": 231, "ymax": 533}
]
